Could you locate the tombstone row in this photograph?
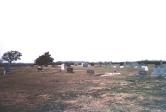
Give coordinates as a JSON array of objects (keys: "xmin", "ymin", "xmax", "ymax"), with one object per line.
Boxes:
[
  {"xmin": 2, "ymin": 62, "xmax": 166, "ymax": 77},
  {"xmin": 137, "ymin": 64, "xmax": 166, "ymax": 76},
  {"xmin": 35, "ymin": 63, "xmax": 166, "ymax": 76}
]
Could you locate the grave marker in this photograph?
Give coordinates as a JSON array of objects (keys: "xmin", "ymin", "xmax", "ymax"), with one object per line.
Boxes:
[
  {"xmin": 3, "ymin": 63, "xmax": 10, "ymax": 75},
  {"xmin": 67, "ymin": 67, "xmax": 74, "ymax": 73},
  {"xmin": 61, "ymin": 64, "xmax": 65, "ymax": 71},
  {"xmin": 87, "ymin": 69, "xmax": 95, "ymax": 75},
  {"xmin": 152, "ymin": 65, "xmax": 166, "ymax": 76}
]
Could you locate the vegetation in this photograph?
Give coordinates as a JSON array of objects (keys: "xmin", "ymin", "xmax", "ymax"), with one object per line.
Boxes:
[
  {"xmin": 34, "ymin": 52, "xmax": 54, "ymax": 66},
  {"xmin": 2, "ymin": 51, "xmax": 22, "ymax": 64},
  {"xmin": 0, "ymin": 65, "xmax": 166, "ymax": 112}
]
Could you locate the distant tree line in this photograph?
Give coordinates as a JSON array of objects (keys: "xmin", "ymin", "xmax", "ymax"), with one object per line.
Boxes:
[
  {"xmin": 136, "ymin": 60, "xmax": 166, "ymax": 65},
  {"xmin": 1, "ymin": 50, "xmax": 166, "ymax": 67}
]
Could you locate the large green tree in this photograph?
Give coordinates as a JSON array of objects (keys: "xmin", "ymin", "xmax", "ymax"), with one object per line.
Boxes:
[
  {"xmin": 2, "ymin": 51, "xmax": 22, "ymax": 64},
  {"xmin": 35, "ymin": 52, "xmax": 54, "ymax": 66}
]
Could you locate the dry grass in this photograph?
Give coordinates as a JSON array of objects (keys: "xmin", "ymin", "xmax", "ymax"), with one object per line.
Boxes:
[{"xmin": 0, "ymin": 65, "xmax": 166, "ymax": 112}]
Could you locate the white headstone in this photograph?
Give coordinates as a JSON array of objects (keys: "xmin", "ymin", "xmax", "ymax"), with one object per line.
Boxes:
[
  {"xmin": 82, "ymin": 63, "xmax": 88, "ymax": 67},
  {"xmin": 61, "ymin": 64, "xmax": 65, "ymax": 71},
  {"xmin": 81, "ymin": 63, "xmax": 84, "ymax": 67},
  {"xmin": 120, "ymin": 66, "xmax": 124, "ymax": 68},
  {"xmin": 144, "ymin": 66, "xmax": 149, "ymax": 71},
  {"xmin": 141, "ymin": 66, "xmax": 149, "ymax": 71}
]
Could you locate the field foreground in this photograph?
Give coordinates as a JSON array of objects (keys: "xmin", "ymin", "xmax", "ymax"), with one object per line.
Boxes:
[{"xmin": 0, "ymin": 66, "xmax": 166, "ymax": 112}]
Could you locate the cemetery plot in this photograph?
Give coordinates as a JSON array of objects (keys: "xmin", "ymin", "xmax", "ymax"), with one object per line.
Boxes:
[{"xmin": 0, "ymin": 65, "xmax": 166, "ymax": 112}]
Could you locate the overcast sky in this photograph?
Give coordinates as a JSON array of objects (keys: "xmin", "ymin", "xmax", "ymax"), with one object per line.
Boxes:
[{"xmin": 0, "ymin": 0, "xmax": 166, "ymax": 63}]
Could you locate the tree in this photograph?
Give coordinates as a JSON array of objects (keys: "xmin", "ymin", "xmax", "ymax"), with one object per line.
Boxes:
[
  {"xmin": 35, "ymin": 52, "xmax": 54, "ymax": 66},
  {"xmin": 2, "ymin": 51, "xmax": 22, "ymax": 64}
]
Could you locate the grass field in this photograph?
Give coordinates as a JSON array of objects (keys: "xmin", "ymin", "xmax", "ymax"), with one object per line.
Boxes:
[{"xmin": 0, "ymin": 65, "xmax": 166, "ymax": 112}]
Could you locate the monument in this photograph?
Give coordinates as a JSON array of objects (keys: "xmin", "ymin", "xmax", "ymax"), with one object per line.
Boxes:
[
  {"xmin": 152, "ymin": 64, "xmax": 166, "ymax": 76},
  {"xmin": 87, "ymin": 69, "xmax": 95, "ymax": 75},
  {"xmin": 61, "ymin": 64, "xmax": 65, "ymax": 71},
  {"xmin": 3, "ymin": 63, "xmax": 10, "ymax": 75}
]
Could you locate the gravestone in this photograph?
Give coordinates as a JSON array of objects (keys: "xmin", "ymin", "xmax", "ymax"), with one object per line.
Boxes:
[
  {"xmin": 87, "ymin": 69, "xmax": 95, "ymax": 75},
  {"xmin": 138, "ymin": 69, "xmax": 147, "ymax": 75},
  {"xmin": 67, "ymin": 67, "xmax": 73, "ymax": 73},
  {"xmin": 152, "ymin": 65, "xmax": 166, "ymax": 76},
  {"xmin": 3, "ymin": 63, "xmax": 10, "ymax": 75},
  {"xmin": 120, "ymin": 66, "xmax": 124, "ymax": 68},
  {"xmin": 141, "ymin": 66, "xmax": 149, "ymax": 71},
  {"xmin": 82, "ymin": 63, "xmax": 88, "ymax": 67},
  {"xmin": 137, "ymin": 65, "xmax": 148, "ymax": 75},
  {"xmin": 61, "ymin": 64, "xmax": 65, "ymax": 71},
  {"xmin": 37, "ymin": 66, "xmax": 43, "ymax": 72}
]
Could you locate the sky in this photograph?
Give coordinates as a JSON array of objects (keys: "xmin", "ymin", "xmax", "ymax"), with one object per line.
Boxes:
[{"xmin": 0, "ymin": 0, "xmax": 166, "ymax": 63}]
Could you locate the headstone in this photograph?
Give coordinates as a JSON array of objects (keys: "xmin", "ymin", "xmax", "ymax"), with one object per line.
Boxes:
[
  {"xmin": 138, "ymin": 68, "xmax": 147, "ymax": 75},
  {"xmin": 152, "ymin": 65, "xmax": 166, "ymax": 76},
  {"xmin": 120, "ymin": 66, "xmax": 124, "ymax": 68},
  {"xmin": 61, "ymin": 64, "xmax": 65, "ymax": 71},
  {"xmin": 87, "ymin": 69, "xmax": 95, "ymax": 75},
  {"xmin": 3, "ymin": 63, "xmax": 10, "ymax": 75},
  {"xmin": 83, "ymin": 63, "xmax": 88, "ymax": 67},
  {"xmin": 67, "ymin": 67, "xmax": 73, "ymax": 73},
  {"xmin": 137, "ymin": 65, "xmax": 148, "ymax": 75},
  {"xmin": 74, "ymin": 63, "xmax": 78, "ymax": 66},
  {"xmin": 141, "ymin": 66, "xmax": 149, "ymax": 71},
  {"xmin": 37, "ymin": 66, "xmax": 43, "ymax": 72}
]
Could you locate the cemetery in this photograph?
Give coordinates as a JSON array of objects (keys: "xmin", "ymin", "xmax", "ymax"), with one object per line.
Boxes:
[
  {"xmin": 0, "ymin": 62, "xmax": 166, "ymax": 112},
  {"xmin": 1, "ymin": 0, "xmax": 165, "ymax": 111},
  {"xmin": 0, "ymin": 51, "xmax": 166, "ymax": 112}
]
